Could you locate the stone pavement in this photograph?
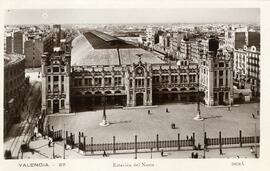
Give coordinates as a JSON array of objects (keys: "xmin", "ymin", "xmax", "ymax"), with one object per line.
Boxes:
[
  {"xmin": 48, "ymin": 103, "xmax": 260, "ymax": 145},
  {"xmin": 22, "ymin": 136, "xmax": 258, "ymax": 159}
]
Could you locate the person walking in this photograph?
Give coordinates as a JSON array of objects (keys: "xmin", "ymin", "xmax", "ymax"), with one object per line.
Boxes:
[
  {"xmin": 148, "ymin": 110, "xmax": 151, "ymax": 115},
  {"xmin": 191, "ymin": 152, "xmax": 194, "ymax": 158},
  {"xmin": 103, "ymin": 151, "xmax": 107, "ymax": 157},
  {"xmin": 48, "ymin": 137, "xmax": 52, "ymax": 147},
  {"xmin": 166, "ymin": 108, "xmax": 169, "ymax": 113},
  {"xmin": 33, "ymin": 126, "xmax": 38, "ymax": 140},
  {"xmin": 161, "ymin": 150, "xmax": 164, "ymax": 157}
]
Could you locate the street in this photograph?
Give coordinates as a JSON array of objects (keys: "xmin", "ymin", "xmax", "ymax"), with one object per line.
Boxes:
[{"xmin": 4, "ymin": 70, "xmax": 41, "ymax": 159}]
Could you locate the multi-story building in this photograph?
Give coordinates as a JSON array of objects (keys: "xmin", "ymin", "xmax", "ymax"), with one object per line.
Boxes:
[
  {"xmin": 234, "ymin": 45, "xmax": 260, "ymax": 96},
  {"xmin": 180, "ymin": 39, "xmax": 192, "ymax": 59},
  {"xmin": 53, "ymin": 24, "xmax": 61, "ymax": 47},
  {"xmin": 5, "ymin": 36, "xmax": 13, "ymax": 54},
  {"xmin": 24, "ymin": 33, "xmax": 54, "ymax": 68},
  {"xmin": 247, "ymin": 31, "xmax": 260, "ymax": 51},
  {"xmin": 41, "ymin": 49, "xmax": 71, "ymax": 114},
  {"xmin": 199, "ymin": 49, "xmax": 234, "ymax": 106},
  {"xmin": 224, "ymin": 30, "xmax": 246, "ymax": 50},
  {"xmin": 24, "ymin": 39, "xmax": 44, "ymax": 68},
  {"xmin": 13, "ymin": 31, "xmax": 25, "ymax": 54},
  {"xmin": 41, "ymin": 30, "xmax": 233, "ymax": 114},
  {"xmin": 4, "ymin": 53, "xmax": 26, "ymax": 136}
]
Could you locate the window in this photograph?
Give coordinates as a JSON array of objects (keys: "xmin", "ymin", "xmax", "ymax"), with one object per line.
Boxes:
[
  {"xmin": 53, "ymin": 76, "xmax": 59, "ymax": 82},
  {"xmin": 48, "ymin": 76, "xmax": 51, "ymax": 82},
  {"xmin": 47, "ymin": 68, "xmax": 51, "ymax": 73},
  {"xmin": 61, "ymin": 100, "xmax": 65, "ymax": 108},
  {"xmin": 114, "ymin": 77, "xmax": 121, "ymax": 85},
  {"xmin": 219, "ymin": 62, "xmax": 224, "ymax": 67},
  {"xmin": 48, "ymin": 85, "xmax": 51, "ymax": 92},
  {"xmin": 129, "ymin": 79, "xmax": 132, "ymax": 87},
  {"xmin": 53, "ymin": 67, "xmax": 59, "ymax": 72},
  {"xmin": 153, "ymin": 76, "xmax": 159, "ymax": 84},
  {"xmin": 214, "ymin": 79, "xmax": 217, "ymax": 87},
  {"xmin": 61, "ymin": 84, "xmax": 64, "ymax": 92},
  {"xmin": 85, "ymin": 78, "xmax": 92, "ymax": 86},
  {"xmin": 225, "ymin": 92, "xmax": 229, "ymax": 100},
  {"xmin": 161, "ymin": 76, "xmax": 169, "ymax": 83},
  {"xmin": 61, "ymin": 67, "xmax": 65, "ymax": 72},
  {"xmin": 47, "ymin": 100, "xmax": 51, "ymax": 108},
  {"xmin": 75, "ymin": 79, "xmax": 82, "ymax": 87},
  {"xmin": 219, "ymin": 71, "xmax": 223, "ymax": 77},
  {"xmin": 94, "ymin": 78, "xmax": 102, "ymax": 86},
  {"xmin": 219, "ymin": 78, "xmax": 223, "ymax": 86},
  {"xmin": 104, "ymin": 77, "xmax": 112, "ymax": 86},
  {"xmin": 53, "ymin": 84, "xmax": 59, "ymax": 92},
  {"xmin": 147, "ymin": 79, "xmax": 150, "ymax": 87},
  {"xmin": 61, "ymin": 76, "xmax": 64, "ymax": 82},
  {"xmin": 171, "ymin": 75, "xmax": 178, "ymax": 83}
]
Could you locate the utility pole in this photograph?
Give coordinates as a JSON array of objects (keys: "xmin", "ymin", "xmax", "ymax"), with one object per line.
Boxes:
[
  {"xmin": 254, "ymin": 123, "xmax": 258, "ymax": 158},
  {"xmin": 63, "ymin": 123, "xmax": 65, "ymax": 159},
  {"xmin": 53, "ymin": 142, "xmax": 55, "ymax": 159},
  {"xmin": 203, "ymin": 123, "xmax": 206, "ymax": 158}
]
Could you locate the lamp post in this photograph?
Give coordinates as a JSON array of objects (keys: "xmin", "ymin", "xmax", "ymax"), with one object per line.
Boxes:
[
  {"xmin": 203, "ymin": 123, "xmax": 206, "ymax": 158},
  {"xmin": 52, "ymin": 142, "xmax": 55, "ymax": 159},
  {"xmin": 194, "ymin": 84, "xmax": 204, "ymax": 120},
  {"xmin": 99, "ymin": 94, "xmax": 110, "ymax": 126},
  {"xmin": 63, "ymin": 123, "xmax": 65, "ymax": 159}
]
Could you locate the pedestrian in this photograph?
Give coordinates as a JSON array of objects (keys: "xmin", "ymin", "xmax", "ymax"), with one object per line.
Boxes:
[
  {"xmin": 228, "ymin": 106, "xmax": 231, "ymax": 111},
  {"xmin": 148, "ymin": 110, "xmax": 151, "ymax": 115},
  {"xmin": 186, "ymin": 136, "xmax": 189, "ymax": 140},
  {"xmin": 219, "ymin": 148, "xmax": 223, "ymax": 155},
  {"xmin": 194, "ymin": 152, "xmax": 198, "ymax": 159},
  {"xmin": 48, "ymin": 137, "xmax": 53, "ymax": 147},
  {"xmin": 166, "ymin": 108, "xmax": 169, "ymax": 113},
  {"xmin": 198, "ymin": 143, "xmax": 201, "ymax": 150},
  {"xmin": 191, "ymin": 152, "xmax": 194, "ymax": 158},
  {"xmin": 250, "ymin": 146, "xmax": 254, "ymax": 153},
  {"xmin": 103, "ymin": 151, "xmax": 107, "ymax": 157},
  {"xmin": 161, "ymin": 150, "xmax": 164, "ymax": 157},
  {"xmin": 34, "ymin": 126, "xmax": 38, "ymax": 140}
]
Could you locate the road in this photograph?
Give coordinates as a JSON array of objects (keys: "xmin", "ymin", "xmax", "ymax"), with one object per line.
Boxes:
[{"xmin": 4, "ymin": 79, "xmax": 41, "ymax": 159}]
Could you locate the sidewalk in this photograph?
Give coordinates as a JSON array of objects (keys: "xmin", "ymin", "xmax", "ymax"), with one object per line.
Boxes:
[{"xmin": 22, "ymin": 136, "xmax": 258, "ymax": 159}]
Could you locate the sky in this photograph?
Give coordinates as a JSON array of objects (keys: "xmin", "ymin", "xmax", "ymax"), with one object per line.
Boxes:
[{"xmin": 4, "ymin": 8, "xmax": 259, "ymax": 25}]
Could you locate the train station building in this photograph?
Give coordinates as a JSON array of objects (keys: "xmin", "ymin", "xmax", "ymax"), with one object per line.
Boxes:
[{"xmin": 41, "ymin": 30, "xmax": 234, "ymax": 114}]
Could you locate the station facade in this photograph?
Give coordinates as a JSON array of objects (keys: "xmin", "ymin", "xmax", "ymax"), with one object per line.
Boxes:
[{"xmin": 41, "ymin": 30, "xmax": 234, "ymax": 114}]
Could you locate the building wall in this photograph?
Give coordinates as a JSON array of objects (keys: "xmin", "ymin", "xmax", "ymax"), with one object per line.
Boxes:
[
  {"xmin": 248, "ymin": 32, "xmax": 260, "ymax": 51},
  {"xmin": 6, "ymin": 36, "xmax": 13, "ymax": 53},
  {"xmin": 41, "ymin": 51, "xmax": 71, "ymax": 114},
  {"xmin": 13, "ymin": 31, "xmax": 24, "ymax": 54},
  {"xmin": 4, "ymin": 55, "xmax": 26, "ymax": 136},
  {"xmin": 235, "ymin": 32, "xmax": 246, "ymax": 50},
  {"xmin": 24, "ymin": 39, "xmax": 44, "ymax": 68},
  {"xmin": 200, "ymin": 50, "xmax": 234, "ymax": 106}
]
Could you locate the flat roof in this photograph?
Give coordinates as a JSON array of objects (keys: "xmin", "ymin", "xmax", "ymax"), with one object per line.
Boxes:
[{"xmin": 4, "ymin": 53, "xmax": 24, "ymax": 65}]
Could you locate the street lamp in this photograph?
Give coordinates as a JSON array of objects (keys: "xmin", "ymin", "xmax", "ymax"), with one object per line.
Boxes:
[
  {"xmin": 194, "ymin": 64, "xmax": 204, "ymax": 121},
  {"xmin": 193, "ymin": 88, "xmax": 204, "ymax": 121},
  {"xmin": 99, "ymin": 94, "xmax": 110, "ymax": 127}
]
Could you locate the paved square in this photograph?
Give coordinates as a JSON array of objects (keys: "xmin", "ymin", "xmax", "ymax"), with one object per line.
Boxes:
[{"xmin": 47, "ymin": 103, "xmax": 260, "ymax": 144}]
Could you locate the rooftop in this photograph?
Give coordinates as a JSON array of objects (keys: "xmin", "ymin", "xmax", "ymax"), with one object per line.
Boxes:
[
  {"xmin": 71, "ymin": 30, "xmax": 164, "ymax": 66},
  {"xmin": 4, "ymin": 53, "xmax": 25, "ymax": 66}
]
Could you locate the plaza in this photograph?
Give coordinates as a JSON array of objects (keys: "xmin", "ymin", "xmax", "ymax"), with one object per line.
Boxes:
[{"xmin": 47, "ymin": 102, "xmax": 260, "ymax": 144}]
